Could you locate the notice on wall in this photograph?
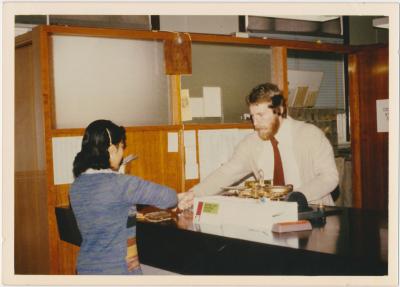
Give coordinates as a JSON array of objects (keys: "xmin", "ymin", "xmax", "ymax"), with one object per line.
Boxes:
[
  {"xmin": 198, "ymin": 129, "xmax": 253, "ymax": 179},
  {"xmin": 183, "ymin": 130, "xmax": 196, "ymax": 147},
  {"xmin": 189, "ymin": 97, "xmax": 204, "ymax": 118},
  {"xmin": 167, "ymin": 132, "xmax": 179, "ymax": 152},
  {"xmin": 185, "ymin": 163, "xmax": 199, "ymax": 180},
  {"xmin": 203, "ymin": 86, "xmax": 222, "ymax": 117},
  {"xmin": 184, "ymin": 130, "xmax": 198, "ymax": 179},
  {"xmin": 376, "ymin": 99, "xmax": 389, "ymax": 133},
  {"xmin": 52, "ymin": 136, "xmax": 83, "ymax": 185}
]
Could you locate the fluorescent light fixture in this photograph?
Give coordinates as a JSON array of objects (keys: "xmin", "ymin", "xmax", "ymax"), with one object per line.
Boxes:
[{"xmin": 373, "ymin": 17, "xmax": 389, "ymax": 29}]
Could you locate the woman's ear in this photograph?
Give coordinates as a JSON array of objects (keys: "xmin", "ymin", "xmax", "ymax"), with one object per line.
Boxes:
[{"xmin": 108, "ymin": 144, "xmax": 117, "ymax": 158}]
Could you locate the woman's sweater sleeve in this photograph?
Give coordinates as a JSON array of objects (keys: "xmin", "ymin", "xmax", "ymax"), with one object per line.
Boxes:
[{"xmin": 117, "ymin": 174, "xmax": 178, "ymax": 209}]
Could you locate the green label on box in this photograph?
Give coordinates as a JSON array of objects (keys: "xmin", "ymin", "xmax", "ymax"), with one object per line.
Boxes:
[{"xmin": 203, "ymin": 202, "xmax": 219, "ymax": 214}]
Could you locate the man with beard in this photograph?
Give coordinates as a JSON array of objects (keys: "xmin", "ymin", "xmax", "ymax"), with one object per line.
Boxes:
[{"xmin": 178, "ymin": 82, "xmax": 339, "ymax": 209}]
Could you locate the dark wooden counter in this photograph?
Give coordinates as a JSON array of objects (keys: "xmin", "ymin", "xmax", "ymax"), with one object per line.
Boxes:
[
  {"xmin": 136, "ymin": 206, "xmax": 388, "ymax": 275},
  {"xmin": 55, "ymin": 205, "xmax": 388, "ymax": 275}
]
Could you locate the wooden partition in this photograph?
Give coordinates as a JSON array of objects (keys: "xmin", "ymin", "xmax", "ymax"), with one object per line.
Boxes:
[{"xmin": 348, "ymin": 45, "xmax": 389, "ymax": 210}]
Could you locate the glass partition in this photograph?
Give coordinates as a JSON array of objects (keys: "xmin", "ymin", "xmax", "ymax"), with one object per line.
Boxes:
[
  {"xmin": 52, "ymin": 35, "xmax": 170, "ymax": 128},
  {"xmin": 286, "ymin": 50, "xmax": 348, "ymax": 151},
  {"xmin": 181, "ymin": 42, "xmax": 272, "ymax": 123}
]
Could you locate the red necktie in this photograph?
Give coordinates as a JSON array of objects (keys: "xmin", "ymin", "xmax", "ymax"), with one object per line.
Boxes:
[{"xmin": 270, "ymin": 137, "xmax": 285, "ymax": 186}]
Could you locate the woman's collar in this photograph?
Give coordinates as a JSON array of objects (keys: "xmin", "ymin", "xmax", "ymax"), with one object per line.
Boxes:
[{"xmin": 83, "ymin": 168, "xmax": 118, "ymax": 175}]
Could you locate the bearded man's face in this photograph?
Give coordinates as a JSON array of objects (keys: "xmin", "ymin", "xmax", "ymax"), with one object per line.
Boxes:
[{"xmin": 249, "ymin": 102, "xmax": 281, "ymax": 141}]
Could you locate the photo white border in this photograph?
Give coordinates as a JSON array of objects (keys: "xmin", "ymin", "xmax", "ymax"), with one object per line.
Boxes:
[{"xmin": 2, "ymin": 1, "xmax": 399, "ymax": 286}]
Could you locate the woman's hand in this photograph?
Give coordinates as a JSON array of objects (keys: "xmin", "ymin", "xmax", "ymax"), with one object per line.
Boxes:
[{"xmin": 177, "ymin": 190, "xmax": 195, "ymax": 210}]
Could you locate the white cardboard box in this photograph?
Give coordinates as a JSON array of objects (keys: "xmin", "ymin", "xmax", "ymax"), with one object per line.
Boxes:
[{"xmin": 193, "ymin": 196, "xmax": 298, "ymax": 231}]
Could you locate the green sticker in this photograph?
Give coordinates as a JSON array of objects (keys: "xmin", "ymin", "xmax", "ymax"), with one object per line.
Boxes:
[{"xmin": 203, "ymin": 202, "xmax": 219, "ymax": 214}]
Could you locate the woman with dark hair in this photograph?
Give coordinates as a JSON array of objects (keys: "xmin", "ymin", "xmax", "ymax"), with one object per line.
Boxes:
[{"xmin": 69, "ymin": 119, "xmax": 178, "ymax": 275}]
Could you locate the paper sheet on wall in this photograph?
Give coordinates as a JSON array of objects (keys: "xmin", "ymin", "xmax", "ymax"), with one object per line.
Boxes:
[
  {"xmin": 189, "ymin": 97, "xmax": 204, "ymax": 118},
  {"xmin": 167, "ymin": 132, "xmax": 178, "ymax": 152},
  {"xmin": 336, "ymin": 113, "xmax": 349, "ymax": 144},
  {"xmin": 183, "ymin": 130, "xmax": 196, "ymax": 147},
  {"xmin": 203, "ymin": 87, "xmax": 222, "ymax": 117},
  {"xmin": 52, "ymin": 136, "xmax": 83, "ymax": 185},
  {"xmin": 183, "ymin": 130, "xmax": 198, "ymax": 179},
  {"xmin": 198, "ymin": 129, "xmax": 253, "ymax": 180},
  {"xmin": 181, "ymin": 89, "xmax": 192, "ymax": 121},
  {"xmin": 185, "ymin": 163, "xmax": 199, "ymax": 180},
  {"xmin": 376, "ymin": 99, "xmax": 389, "ymax": 132},
  {"xmin": 185, "ymin": 146, "xmax": 197, "ymax": 164}
]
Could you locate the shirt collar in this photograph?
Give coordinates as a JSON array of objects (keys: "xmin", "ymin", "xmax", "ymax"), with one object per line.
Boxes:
[
  {"xmin": 275, "ymin": 116, "xmax": 292, "ymax": 143},
  {"xmin": 83, "ymin": 168, "xmax": 118, "ymax": 175}
]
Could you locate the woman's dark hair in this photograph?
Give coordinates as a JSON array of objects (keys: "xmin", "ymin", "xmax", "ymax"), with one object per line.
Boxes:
[
  {"xmin": 73, "ymin": 119, "xmax": 126, "ymax": 178},
  {"xmin": 246, "ymin": 83, "xmax": 287, "ymax": 118}
]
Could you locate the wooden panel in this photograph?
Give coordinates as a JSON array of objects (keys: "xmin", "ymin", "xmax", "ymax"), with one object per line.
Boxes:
[
  {"xmin": 43, "ymin": 25, "xmax": 174, "ymax": 41},
  {"xmin": 32, "ymin": 26, "xmax": 60, "ymax": 274},
  {"xmin": 164, "ymin": 32, "xmax": 192, "ymax": 75},
  {"xmin": 348, "ymin": 46, "xmax": 388, "ymax": 210},
  {"xmin": 15, "ymin": 39, "xmax": 50, "ymax": 274},
  {"xmin": 348, "ymin": 53, "xmax": 362, "ymax": 208},
  {"xmin": 125, "ymin": 129, "xmax": 184, "ymax": 192},
  {"xmin": 57, "ymin": 241, "xmax": 79, "ymax": 274},
  {"xmin": 14, "ymin": 171, "xmax": 49, "ymax": 274},
  {"xmin": 55, "ymin": 185, "xmax": 71, "ymax": 207},
  {"xmin": 15, "ymin": 45, "xmax": 37, "ymax": 171},
  {"xmin": 169, "ymin": 75, "xmax": 182, "ymax": 124},
  {"xmin": 189, "ymin": 32, "xmax": 351, "ymax": 53},
  {"xmin": 15, "ymin": 31, "xmax": 33, "ymax": 48},
  {"xmin": 41, "ymin": 25, "xmax": 351, "ymax": 54}
]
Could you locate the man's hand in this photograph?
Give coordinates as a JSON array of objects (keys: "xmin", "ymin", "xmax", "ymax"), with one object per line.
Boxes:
[{"xmin": 177, "ymin": 190, "xmax": 195, "ymax": 210}]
